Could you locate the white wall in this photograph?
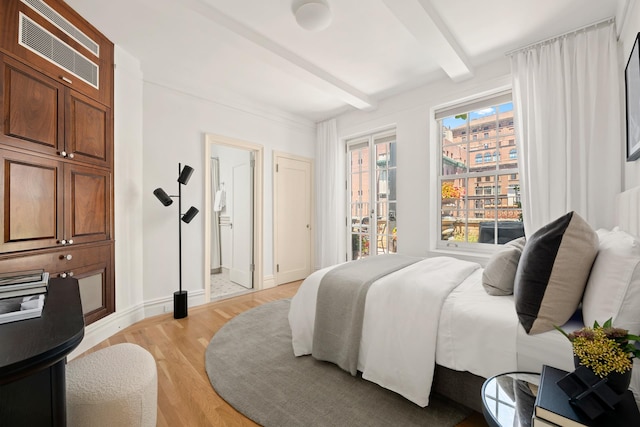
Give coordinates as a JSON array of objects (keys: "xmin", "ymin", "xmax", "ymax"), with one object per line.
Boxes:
[
  {"xmin": 620, "ymin": 0, "xmax": 640, "ymax": 191},
  {"xmin": 142, "ymin": 82, "xmax": 316, "ymax": 309},
  {"xmin": 336, "ymin": 59, "xmax": 512, "ymax": 260}
]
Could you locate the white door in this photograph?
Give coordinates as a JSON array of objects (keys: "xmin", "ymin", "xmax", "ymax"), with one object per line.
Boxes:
[
  {"xmin": 274, "ymin": 154, "xmax": 312, "ymax": 285},
  {"xmin": 229, "ymin": 158, "xmax": 253, "ymax": 288}
]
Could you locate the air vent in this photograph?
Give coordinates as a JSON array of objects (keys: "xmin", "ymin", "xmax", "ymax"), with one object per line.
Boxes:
[
  {"xmin": 21, "ymin": 0, "xmax": 99, "ymax": 57},
  {"xmin": 19, "ymin": 13, "xmax": 99, "ymax": 89}
]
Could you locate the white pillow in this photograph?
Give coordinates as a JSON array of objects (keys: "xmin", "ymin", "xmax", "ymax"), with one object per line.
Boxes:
[{"xmin": 582, "ymin": 228, "xmax": 640, "ymax": 335}]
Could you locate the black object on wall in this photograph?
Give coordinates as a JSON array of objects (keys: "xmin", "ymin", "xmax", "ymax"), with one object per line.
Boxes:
[{"xmin": 153, "ymin": 163, "xmax": 199, "ymax": 319}]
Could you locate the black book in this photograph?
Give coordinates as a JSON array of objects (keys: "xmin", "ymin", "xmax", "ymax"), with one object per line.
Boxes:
[{"xmin": 534, "ymin": 365, "xmax": 640, "ymax": 427}]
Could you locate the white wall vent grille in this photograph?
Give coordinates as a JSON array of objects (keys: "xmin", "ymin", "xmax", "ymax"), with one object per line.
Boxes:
[
  {"xmin": 19, "ymin": 13, "xmax": 99, "ymax": 89},
  {"xmin": 21, "ymin": 0, "xmax": 99, "ymax": 57}
]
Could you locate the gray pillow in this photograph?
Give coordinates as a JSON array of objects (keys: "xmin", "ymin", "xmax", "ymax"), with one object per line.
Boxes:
[{"xmin": 482, "ymin": 236, "xmax": 526, "ymax": 296}]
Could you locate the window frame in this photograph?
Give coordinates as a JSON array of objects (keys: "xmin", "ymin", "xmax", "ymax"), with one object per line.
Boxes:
[{"xmin": 431, "ymin": 88, "xmax": 521, "ymax": 254}]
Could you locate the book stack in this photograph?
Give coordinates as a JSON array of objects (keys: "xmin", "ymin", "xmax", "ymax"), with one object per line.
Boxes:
[
  {"xmin": 533, "ymin": 365, "xmax": 640, "ymax": 427},
  {"xmin": 0, "ymin": 269, "xmax": 49, "ymax": 324}
]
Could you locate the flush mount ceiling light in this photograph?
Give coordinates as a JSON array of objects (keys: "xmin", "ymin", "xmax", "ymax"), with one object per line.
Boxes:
[{"xmin": 293, "ymin": 1, "xmax": 332, "ymax": 32}]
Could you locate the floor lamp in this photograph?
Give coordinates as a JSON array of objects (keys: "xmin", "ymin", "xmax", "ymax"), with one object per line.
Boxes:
[{"xmin": 153, "ymin": 163, "xmax": 199, "ymax": 319}]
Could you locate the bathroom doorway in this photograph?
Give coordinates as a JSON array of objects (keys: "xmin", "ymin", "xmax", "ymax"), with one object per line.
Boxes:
[{"xmin": 204, "ymin": 134, "xmax": 263, "ymax": 301}]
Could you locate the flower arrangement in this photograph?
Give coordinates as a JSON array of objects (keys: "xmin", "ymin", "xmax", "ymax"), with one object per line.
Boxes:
[
  {"xmin": 441, "ymin": 182, "xmax": 462, "ymax": 199},
  {"xmin": 555, "ymin": 319, "xmax": 640, "ymax": 378}
]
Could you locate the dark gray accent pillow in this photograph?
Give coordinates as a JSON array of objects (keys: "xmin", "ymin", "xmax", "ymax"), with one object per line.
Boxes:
[
  {"xmin": 513, "ymin": 212, "xmax": 598, "ymax": 334},
  {"xmin": 482, "ymin": 236, "xmax": 526, "ymax": 296}
]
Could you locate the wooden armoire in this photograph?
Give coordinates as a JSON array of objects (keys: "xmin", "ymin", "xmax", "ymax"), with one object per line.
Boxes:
[{"xmin": 0, "ymin": 0, "xmax": 115, "ymax": 324}]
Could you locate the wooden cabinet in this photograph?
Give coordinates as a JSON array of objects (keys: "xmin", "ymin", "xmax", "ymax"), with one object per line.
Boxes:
[
  {"xmin": 0, "ymin": 0, "xmax": 114, "ymax": 325},
  {"xmin": 0, "ymin": 148, "xmax": 112, "ymax": 253},
  {"xmin": 0, "ymin": 0, "xmax": 114, "ymax": 107},
  {"xmin": 0, "ymin": 242, "xmax": 114, "ymax": 323},
  {"xmin": 0, "ymin": 55, "xmax": 112, "ymax": 168}
]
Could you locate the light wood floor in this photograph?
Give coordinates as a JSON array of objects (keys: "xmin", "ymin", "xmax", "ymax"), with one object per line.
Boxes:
[{"xmin": 82, "ymin": 281, "xmax": 488, "ymax": 427}]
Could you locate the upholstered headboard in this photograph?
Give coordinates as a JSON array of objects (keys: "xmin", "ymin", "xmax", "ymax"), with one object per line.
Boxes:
[{"xmin": 616, "ymin": 187, "xmax": 640, "ymax": 236}]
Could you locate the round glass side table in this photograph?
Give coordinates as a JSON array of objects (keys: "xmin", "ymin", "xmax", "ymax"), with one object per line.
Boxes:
[{"xmin": 481, "ymin": 372, "xmax": 541, "ymax": 427}]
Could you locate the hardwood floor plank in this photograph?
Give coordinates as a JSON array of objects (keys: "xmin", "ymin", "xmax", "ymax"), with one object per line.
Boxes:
[{"xmin": 78, "ymin": 281, "xmax": 487, "ymax": 426}]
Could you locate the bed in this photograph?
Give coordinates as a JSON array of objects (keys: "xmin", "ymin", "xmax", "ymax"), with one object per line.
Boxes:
[{"xmin": 288, "ymin": 187, "xmax": 640, "ymax": 412}]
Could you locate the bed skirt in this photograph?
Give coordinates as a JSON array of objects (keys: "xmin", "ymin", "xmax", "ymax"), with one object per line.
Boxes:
[{"xmin": 432, "ymin": 365, "xmax": 486, "ymax": 413}]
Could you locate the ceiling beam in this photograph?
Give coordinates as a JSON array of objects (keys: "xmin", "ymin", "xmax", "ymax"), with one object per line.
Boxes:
[
  {"xmin": 382, "ymin": 0, "xmax": 474, "ymax": 82},
  {"xmin": 179, "ymin": 0, "xmax": 376, "ymax": 111}
]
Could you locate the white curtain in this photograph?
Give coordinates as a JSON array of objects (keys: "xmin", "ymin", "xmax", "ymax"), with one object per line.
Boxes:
[
  {"xmin": 316, "ymin": 118, "xmax": 341, "ymax": 268},
  {"xmin": 510, "ymin": 21, "xmax": 621, "ymax": 235}
]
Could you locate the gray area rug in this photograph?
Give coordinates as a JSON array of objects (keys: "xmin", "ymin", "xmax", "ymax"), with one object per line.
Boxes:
[{"xmin": 205, "ymin": 299, "xmax": 472, "ymax": 427}]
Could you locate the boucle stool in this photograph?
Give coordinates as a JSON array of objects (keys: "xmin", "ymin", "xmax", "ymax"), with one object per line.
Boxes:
[{"xmin": 66, "ymin": 343, "xmax": 158, "ymax": 427}]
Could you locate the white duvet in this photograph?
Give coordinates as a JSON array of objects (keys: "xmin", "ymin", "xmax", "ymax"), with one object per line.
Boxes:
[{"xmin": 289, "ymin": 256, "xmax": 481, "ymax": 407}]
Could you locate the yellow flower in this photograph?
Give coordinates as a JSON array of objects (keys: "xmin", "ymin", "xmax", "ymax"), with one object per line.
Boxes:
[{"xmin": 556, "ymin": 318, "xmax": 640, "ymax": 378}]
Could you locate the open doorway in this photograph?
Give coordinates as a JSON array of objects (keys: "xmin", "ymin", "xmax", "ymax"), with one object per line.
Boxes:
[{"xmin": 204, "ymin": 134, "xmax": 264, "ymax": 301}]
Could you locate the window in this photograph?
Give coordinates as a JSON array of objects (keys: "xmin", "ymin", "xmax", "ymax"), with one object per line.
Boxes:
[
  {"xmin": 436, "ymin": 92, "xmax": 522, "ymax": 247},
  {"xmin": 347, "ymin": 130, "xmax": 397, "ymax": 260}
]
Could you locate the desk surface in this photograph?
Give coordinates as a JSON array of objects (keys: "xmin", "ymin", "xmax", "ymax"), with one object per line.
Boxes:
[{"xmin": 0, "ymin": 277, "xmax": 85, "ymax": 385}]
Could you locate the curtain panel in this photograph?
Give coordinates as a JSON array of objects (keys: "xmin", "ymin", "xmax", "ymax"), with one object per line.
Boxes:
[
  {"xmin": 510, "ymin": 21, "xmax": 622, "ymax": 235},
  {"xmin": 316, "ymin": 118, "xmax": 342, "ymax": 268}
]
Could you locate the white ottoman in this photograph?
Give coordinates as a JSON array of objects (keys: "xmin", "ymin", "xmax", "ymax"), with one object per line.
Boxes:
[{"xmin": 66, "ymin": 343, "xmax": 158, "ymax": 427}]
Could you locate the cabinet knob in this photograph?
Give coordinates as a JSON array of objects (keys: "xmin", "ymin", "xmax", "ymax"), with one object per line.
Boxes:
[
  {"xmin": 60, "ymin": 239, "xmax": 67, "ymax": 245},
  {"xmin": 68, "ymin": 239, "xmax": 73, "ymax": 245},
  {"xmin": 60, "ymin": 151, "xmax": 67, "ymax": 157},
  {"xmin": 60, "ymin": 272, "xmax": 67, "ymax": 278},
  {"xmin": 68, "ymin": 153, "xmax": 75, "ymax": 159},
  {"xmin": 60, "ymin": 76, "xmax": 73, "ymax": 84},
  {"xmin": 68, "ymin": 271, "xmax": 74, "ymax": 277},
  {"xmin": 65, "ymin": 254, "xmax": 73, "ymax": 261}
]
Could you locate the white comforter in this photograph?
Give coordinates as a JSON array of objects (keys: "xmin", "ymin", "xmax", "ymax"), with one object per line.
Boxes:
[{"xmin": 289, "ymin": 256, "xmax": 480, "ymax": 407}]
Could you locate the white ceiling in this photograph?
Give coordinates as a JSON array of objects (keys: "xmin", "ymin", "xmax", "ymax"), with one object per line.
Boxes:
[{"xmin": 65, "ymin": 0, "xmax": 626, "ymax": 123}]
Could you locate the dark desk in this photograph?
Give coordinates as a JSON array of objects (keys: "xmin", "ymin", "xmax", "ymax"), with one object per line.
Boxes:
[{"xmin": 0, "ymin": 277, "xmax": 85, "ymax": 426}]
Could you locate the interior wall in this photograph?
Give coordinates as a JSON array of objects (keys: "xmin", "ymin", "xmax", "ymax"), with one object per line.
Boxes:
[
  {"xmin": 142, "ymin": 84, "xmax": 315, "ymax": 303},
  {"xmin": 620, "ymin": 0, "xmax": 640, "ymax": 191},
  {"xmin": 335, "ymin": 59, "xmax": 512, "ymax": 260},
  {"xmin": 113, "ymin": 47, "xmax": 145, "ymax": 310}
]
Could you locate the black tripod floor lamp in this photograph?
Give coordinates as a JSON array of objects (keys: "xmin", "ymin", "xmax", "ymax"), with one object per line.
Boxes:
[{"xmin": 153, "ymin": 163, "xmax": 199, "ymax": 319}]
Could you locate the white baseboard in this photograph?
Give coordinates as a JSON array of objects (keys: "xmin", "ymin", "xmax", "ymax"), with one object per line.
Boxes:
[
  {"xmin": 68, "ymin": 289, "xmax": 207, "ymax": 361},
  {"xmin": 262, "ymin": 275, "xmax": 275, "ymax": 289},
  {"xmin": 68, "ymin": 302, "xmax": 145, "ymax": 360}
]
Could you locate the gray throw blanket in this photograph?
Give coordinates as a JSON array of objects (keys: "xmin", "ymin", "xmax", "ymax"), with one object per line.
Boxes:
[{"xmin": 312, "ymin": 254, "xmax": 422, "ymax": 375}]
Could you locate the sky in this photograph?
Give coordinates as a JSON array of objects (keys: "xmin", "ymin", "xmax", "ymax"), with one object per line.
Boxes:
[{"xmin": 442, "ymin": 102, "xmax": 513, "ymax": 129}]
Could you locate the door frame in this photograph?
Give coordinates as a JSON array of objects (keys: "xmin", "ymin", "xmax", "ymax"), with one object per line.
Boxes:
[
  {"xmin": 204, "ymin": 133, "xmax": 264, "ymax": 299},
  {"xmin": 273, "ymin": 151, "xmax": 314, "ymax": 285}
]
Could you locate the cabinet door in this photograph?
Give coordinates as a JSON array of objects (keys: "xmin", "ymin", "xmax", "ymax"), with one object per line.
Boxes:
[
  {"xmin": 65, "ymin": 89, "xmax": 112, "ymax": 168},
  {"xmin": 71, "ymin": 258, "xmax": 114, "ymax": 325},
  {"xmin": 0, "ymin": 148, "xmax": 63, "ymax": 253},
  {"xmin": 64, "ymin": 163, "xmax": 111, "ymax": 245},
  {"xmin": 0, "ymin": 55, "xmax": 65, "ymax": 156}
]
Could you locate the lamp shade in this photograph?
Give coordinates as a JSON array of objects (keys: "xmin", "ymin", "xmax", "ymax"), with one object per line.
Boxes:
[
  {"xmin": 153, "ymin": 188, "xmax": 173, "ymax": 206},
  {"xmin": 178, "ymin": 165, "xmax": 194, "ymax": 185},
  {"xmin": 182, "ymin": 206, "xmax": 199, "ymax": 224}
]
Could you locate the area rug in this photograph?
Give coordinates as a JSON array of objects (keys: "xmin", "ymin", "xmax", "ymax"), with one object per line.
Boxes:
[{"xmin": 205, "ymin": 299, "xmax": 472, "ymax": 426}]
